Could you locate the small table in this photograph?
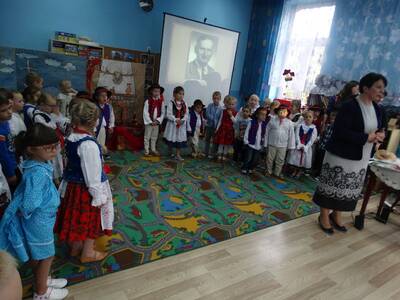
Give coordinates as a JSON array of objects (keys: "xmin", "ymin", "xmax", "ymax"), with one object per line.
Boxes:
[{"xmin": 354, "ymin": 159, "xmax": 400, "ymax": 230}]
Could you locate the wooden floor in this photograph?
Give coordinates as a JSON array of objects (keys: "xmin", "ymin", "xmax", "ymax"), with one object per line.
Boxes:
[{"xmin": 66, "ymin": 200, "xmax": 400, "ymax": 300}]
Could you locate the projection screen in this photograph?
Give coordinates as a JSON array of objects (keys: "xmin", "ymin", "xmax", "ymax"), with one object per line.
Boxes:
[{"xmin": 159, "ymin": 14, "xmax": 240, "ymax": 106}]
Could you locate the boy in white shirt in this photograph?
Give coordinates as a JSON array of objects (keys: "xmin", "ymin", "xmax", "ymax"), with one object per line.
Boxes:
[{"xmin": 264, "ymin": 105, "xmax": 295, "ymax": 178}]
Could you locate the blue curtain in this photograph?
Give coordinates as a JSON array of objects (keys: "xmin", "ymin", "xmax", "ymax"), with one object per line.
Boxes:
[
  {"xmin": 321, "ymin": 0, "xmax": 400, "ymax": 95},
  {"xmin": 239, "ymin": 0, "xmax": 284, "ymax": 103}
]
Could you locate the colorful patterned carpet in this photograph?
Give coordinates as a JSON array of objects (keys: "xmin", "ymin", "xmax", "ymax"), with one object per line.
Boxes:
[{"xmin": 21, "ymin": 150, "xmax": 318, "ymax": 295}]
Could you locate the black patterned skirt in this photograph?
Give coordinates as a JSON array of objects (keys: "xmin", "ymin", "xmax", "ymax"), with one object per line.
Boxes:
[{"xmin": 312, "ymin": 149, "xmax": 371, "ymax": 211}]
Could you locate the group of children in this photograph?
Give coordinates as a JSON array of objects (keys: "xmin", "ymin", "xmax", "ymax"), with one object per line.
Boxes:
[
  {"xmin": 0, "ymin": 73, "xmax": 336, "ymax": 299},
  {"xmin": 142, "ymin": 85, "xmax": 334, "ymax": 179},
  {"xmin": 0, "ymin": 72, "xmax": 115, "ymax": 300}
]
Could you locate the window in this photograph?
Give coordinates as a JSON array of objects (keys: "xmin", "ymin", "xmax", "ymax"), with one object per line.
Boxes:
[{"xmin": 268, "ymin": 2, "xmax": 336, "ymax": 103}]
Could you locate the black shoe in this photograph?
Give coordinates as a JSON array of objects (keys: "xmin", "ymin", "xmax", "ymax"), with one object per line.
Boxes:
[
  {"xmin": 329, "ymin": 214, "xmax": 348, "ymax": 232},
  {"xmin": 318, "ymin": 217, "xmax": 334, "ymax": 235}
]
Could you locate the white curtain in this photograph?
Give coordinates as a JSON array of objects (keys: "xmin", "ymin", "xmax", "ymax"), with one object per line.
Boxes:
[{"xmin": 268, "ymin": 0, "xmax": 336, "ymax": 101}]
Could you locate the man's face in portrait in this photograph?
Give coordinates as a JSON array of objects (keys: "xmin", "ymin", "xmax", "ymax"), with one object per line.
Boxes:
[{"xmin": 196, "ymin": 39, "xmax": 214, "ymax": 65}]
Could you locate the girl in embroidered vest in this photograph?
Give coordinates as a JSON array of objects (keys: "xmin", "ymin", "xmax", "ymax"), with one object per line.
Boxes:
[
  {"xmin": 288, "ymin": 111, "xmax": 318, "ymax": 178},
  {"xmin": 187, "ymin": 99, "xmax": 205, "ymax": 158},
  {"xmin": 214, "ymin": 95, "xmax": 238, "ymax": 161},
  {"xmin": 143, "ymin": 84, "xmax": 165, "ymax": 156},
  {"xmin": 0, "ymin": 124, "xmax": 69, "ymax": 299},
  {"xmin": 242, "ymin": 107, "xmax": 268, "ymax": 174},
  {"xmin": 33, "ymin": 93, "xmax": 69, "ymax": 184},
  {"xmin": 22, "ymin": 86, "xmax": 41, "ymax": 129},
  {"xmin": 55, "ymin": 101, "xmax": 114, "ymax": 264},
  {"xmin": 264, "ymin": 105, "xmax": 295, "ymax": 178},
  {"xmin": 233, "ymin": 105, "xmax": 252, "ymax": 162},
  {"xmin": 93, "ymin": 87, "xmax": 115, "ymax": 155},
  {"xmin": 163, "ymin": 86, "xmax": 188, "ymax": 161}
]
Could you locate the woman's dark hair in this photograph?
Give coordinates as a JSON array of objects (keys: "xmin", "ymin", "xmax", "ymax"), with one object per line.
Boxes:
[
  {"xmin": 359, "ymin": 73, "xmax": 387, "ymax": 93},
  {"xmin": 337, "ymin": 80, "xmax": 359, "ymax": 101},
  {"xmin": 15, "ymin": 123, "xmax": 59, "ymax": 156},
  {"xmin": 173, "ymin": 86, "xmax": 184, "ymax": 95},
  {"xmin": 0, "ymin": 88, "xmax": 12, "ymax": 106}
]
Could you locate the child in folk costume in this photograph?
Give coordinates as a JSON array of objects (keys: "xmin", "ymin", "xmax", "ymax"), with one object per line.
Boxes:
[
  {"xmin": 264, "ymin": 105, "xmax": 295, "ymax": 178},
  {"xmin": 9, "ymin": 91, "xmax": 26, "ymax": 139},
  {"xmin": 314, "ymin": 108, "xmax": 338, "ymax": 177},
  {"xmin": 242, "ymin": 107, "xmax": 268, "ymax": 174},
  {"xmin": 288, "ymin": 111, "xmax": 318, "ymax": 178},
  {"xmin": 93, "ymin": 87, "xmax": 115, "ymax": 154},
  {"xmin": 0, "ymin": 90, "xmax": 17, "ymax": 190},
  {"xmin": 143, "ymin": 84, "xmax": 165, "ymax": 156},
  {"xmin": 187, "ymin": 99, "xmax": 205, "ymax": 158},
  {"xmin": 57, "ymin": 80, "xmax": 77, "ymax": 118},
  {"xmin": 268, "ymin": 100, "xmax": 281, "ymax": 118},
  {"xmin": 233, "ymin": 105, "xmax": 252, "ymax": 162},
  {"xmin": 33, "ymin": 93, "xmax": 69, "ymax": 182},
  {"xmin": 237, "ymin": 94, "xmax": 260, "ymax": 117},
  {"xmin": 204, "ymin": 91, "xmax": 222, "ymax": 159},
  {"xmin": 214, "ymin": 95, "xmax": 238, "ymax": 161},
  {"xmin": 163, "ymin": 86, "xmax": 188, "ymax": 161},
  {"xmin": 289, "ymin": 99, "xmax": 303, "ymax": 125},
  {"xmin": 55, "ymin": 101, "xmax": 114, "ymax": 264},
  {"xmin": 0, "ymin": 124, "xmax": 69, "ymax": 300},
  {"xmin": 22, "ymin": 86, "xmax": 41, "ymax": 129}
]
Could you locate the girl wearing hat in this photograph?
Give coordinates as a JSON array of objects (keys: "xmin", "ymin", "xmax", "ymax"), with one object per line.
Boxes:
[
  {"xmin": 93, "ymin": 87, "xmax": 115, "ymax": 154},
  {"xmin": 143, "ymin": 84, "xmax": 165, "ymax": 156},
  {"xmin": 264, "ymin": 104, "xmax": 295, "ymax": 178}
]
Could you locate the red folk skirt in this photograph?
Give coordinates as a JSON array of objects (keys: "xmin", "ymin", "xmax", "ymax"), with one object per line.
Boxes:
[
  {"xmin": 214, "ymin": 110, "xmax": 236, "ymax": 145},
  {"xmin": 54, "ymin": 182, "xmax": 111, "ymax": 242}
]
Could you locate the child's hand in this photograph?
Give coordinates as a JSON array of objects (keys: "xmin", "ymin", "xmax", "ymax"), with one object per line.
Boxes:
[
  {"xmin": 108, "ymin": 127, "xmax": 114, "ymax": 135},
  {"xmin": 227, "ymin": 110, "xmax": 233, "ymax": 117}
]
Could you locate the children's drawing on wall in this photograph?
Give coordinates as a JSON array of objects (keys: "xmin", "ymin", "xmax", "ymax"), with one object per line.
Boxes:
[
  {"xmin": 15, "ymin": 49, "xmax": 86, "ymax": 95},
  {"xmin": 0, "ymin": 47, "xmax": 16, "ymax": 89},
  {"xmin": 97, "ymin": 59, "xmax": 136, "ymax": 95}
]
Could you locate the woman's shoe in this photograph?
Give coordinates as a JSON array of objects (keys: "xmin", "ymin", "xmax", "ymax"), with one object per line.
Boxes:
[
  {"xmin": 318, "ymin": 216, "xmax": 334, "ymax": 235},
  {"xmin": 329, "ymin": 213, "xmax": 348, "ymax": 232}
]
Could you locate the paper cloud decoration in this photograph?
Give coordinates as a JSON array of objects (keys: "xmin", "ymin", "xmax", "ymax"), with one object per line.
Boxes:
[
  {"xmin": 45, "ymin": 58, "xmax": 62, "ymax": 67},
  {"xmin": 63, "ymin": 62, "xmax": 77, "ymax": 72},
  {"xmin": 1, "ymin": 59, "xmax": 15, "ymax": 66}
]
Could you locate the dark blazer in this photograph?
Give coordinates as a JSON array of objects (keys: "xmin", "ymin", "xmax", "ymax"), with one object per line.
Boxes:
[{"xmin": 326, "ymin": 98, "xmax": 383, "ymax": 160}]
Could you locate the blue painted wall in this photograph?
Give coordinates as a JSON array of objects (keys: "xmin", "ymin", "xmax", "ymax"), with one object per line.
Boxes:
[{"xmin": 0, "ymin": 0, "xmax": 253, "ymax": 96}]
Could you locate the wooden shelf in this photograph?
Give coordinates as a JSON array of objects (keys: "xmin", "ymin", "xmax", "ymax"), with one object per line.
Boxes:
[{"xmin": 49, "ymin": 39, "xmax": 104, "ymax": 59}]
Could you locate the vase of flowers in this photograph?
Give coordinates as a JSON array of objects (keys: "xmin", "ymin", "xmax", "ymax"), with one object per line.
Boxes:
[{"xmin": 282, "ymin": 69, "xmax": 295, "ymax": 98}]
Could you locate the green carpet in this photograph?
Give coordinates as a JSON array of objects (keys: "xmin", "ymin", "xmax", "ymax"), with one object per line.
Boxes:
[{"xmin": 21, "ymin": 150, "xmax": 318, "ymax": 295}]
